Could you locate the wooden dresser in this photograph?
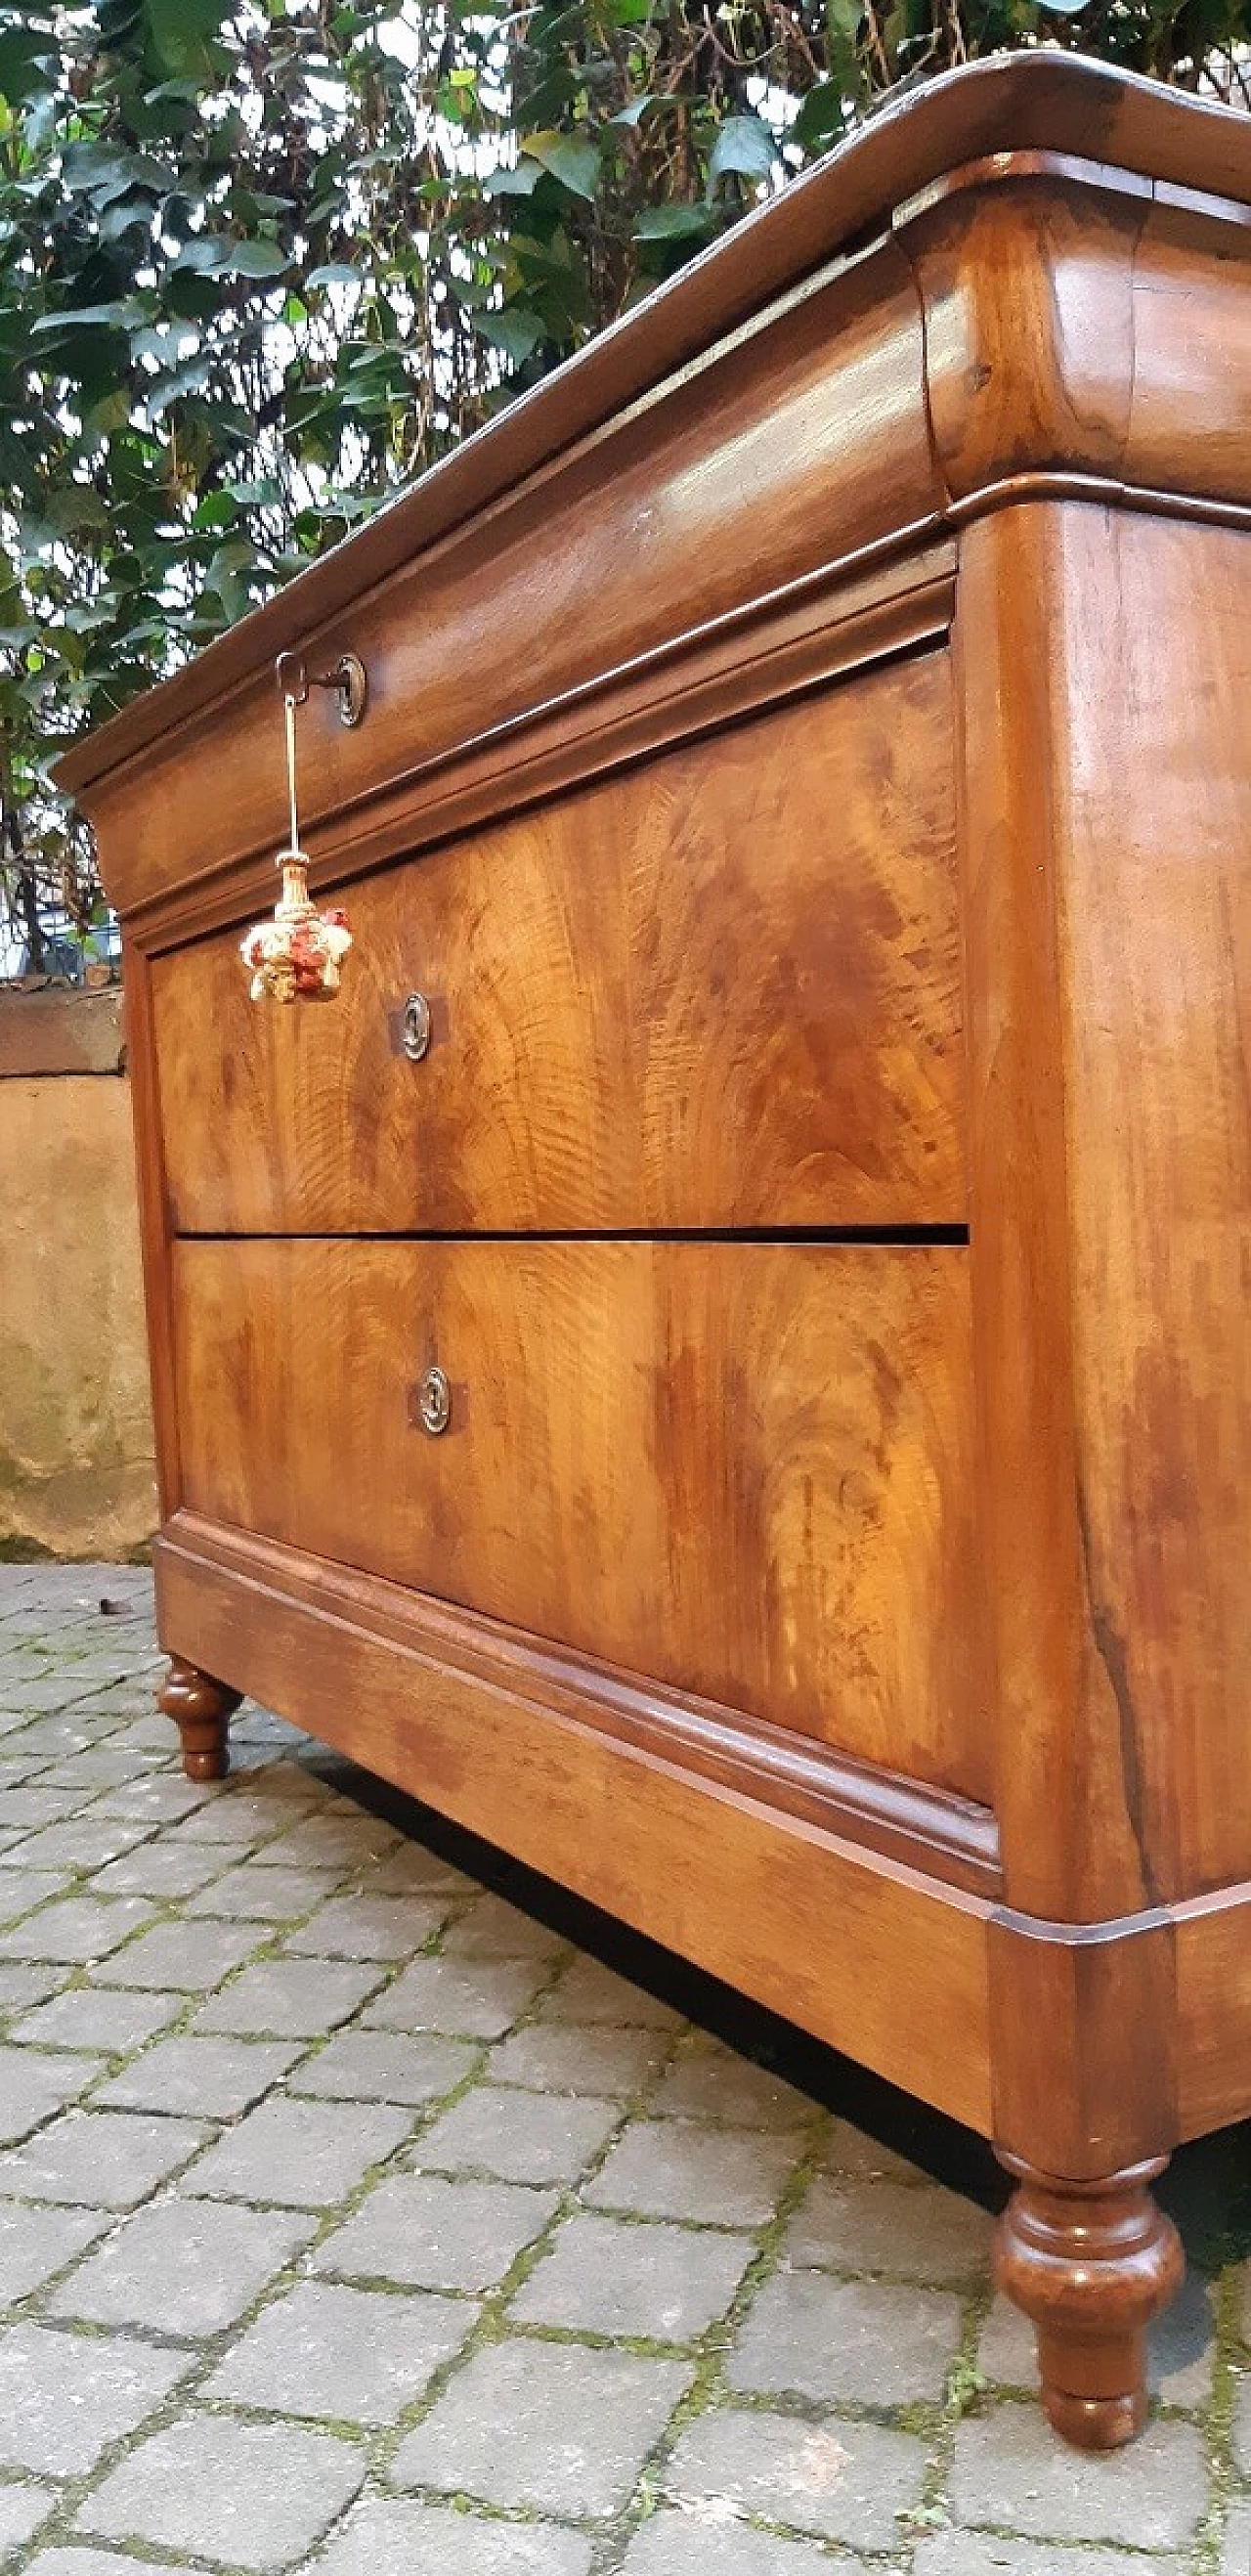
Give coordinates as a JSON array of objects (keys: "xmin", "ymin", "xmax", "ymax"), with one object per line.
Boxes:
[{"xmin": 58, "ymin": 54, "xmax": 1251, "ymax": 2452}]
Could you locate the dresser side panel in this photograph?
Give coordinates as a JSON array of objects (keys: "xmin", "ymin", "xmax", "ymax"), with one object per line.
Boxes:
[
  {"xmin": 120, "ymin": 948, "xmax": 182, "ymax": 1521},
  {"xmin": 957, "ymin": 500, "xmax": 1251, "ymax": 1919},
  {"xmin": 953, "ymin": 503, "xmax": 1137, "ymax": 1925},
  {"xmin": 1047, "ymin": 509, "xmax": 1251, "ymax": 1904}
]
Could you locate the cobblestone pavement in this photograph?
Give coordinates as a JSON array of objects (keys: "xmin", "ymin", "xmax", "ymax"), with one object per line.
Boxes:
[{"xmin": 0, "ymin": 1566, "xmax": 1247, "ymax": 2576}]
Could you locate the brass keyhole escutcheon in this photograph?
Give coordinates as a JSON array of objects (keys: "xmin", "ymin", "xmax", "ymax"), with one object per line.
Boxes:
[
  {"xmin": 403, "ymin": 992, "xmax": 431, "ymax": 1062},
  {"xmin": 416, "ymin": 1365, "xmax": 452, "ymax": 1435}
]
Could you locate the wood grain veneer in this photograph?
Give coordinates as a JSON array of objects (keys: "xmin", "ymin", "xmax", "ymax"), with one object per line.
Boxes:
[
  {"xmin": 153, "ymin": 658, "xmax": 965, "ymax": 1235},
  {"xmin": 57, "ymin": 57, "xmax": 1251, "ymax": 2456},
  {"xmin": 172, "ymin": 1236, "xmax": 981, "ymax": 1798}
]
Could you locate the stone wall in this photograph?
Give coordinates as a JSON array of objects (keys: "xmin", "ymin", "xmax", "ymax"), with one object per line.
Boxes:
[{"xmin": 0, "ymin": 987, "xmax": 156, "ymax": 1558}]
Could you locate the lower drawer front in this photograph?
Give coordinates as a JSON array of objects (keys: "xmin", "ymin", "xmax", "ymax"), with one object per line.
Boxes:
[{"xmin": 172, "ymin": 1238, "xmax": 984, "ymax": 1802}]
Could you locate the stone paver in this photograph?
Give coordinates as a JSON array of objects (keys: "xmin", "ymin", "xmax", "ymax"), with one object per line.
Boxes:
[
  {"xmin": 5, "ymin": 1820, "xmax": 149, "ymax": 1872},
  {"xmin": 728, "ymin": 2266, "xmax": 963, "ymax": 2404},
  {"xmin": 355, "ymin": 1845, "xmax": 476, "ymax": 1897},
  {"xmin": 10, "ymin": 1987, "xmax": 181, "ymax": 2053},
  {"xmin": 0, "ymin": 1895, "xmax": 153, "ymax": 1962},
  {"xmin": 204, "ymin": 2276, "xmax": 475, "ymax": 2423},
  {"xmin": 914, "ymin": 2539, "xmax": 1185, "ymax": 2576},
  {"xmin": 193, "ymin": 1954, "xmax": 384, "ymax": 2036},
  {"xmin": 491, "ymin": 2020, "xmax": 670, "ymax": 2096},
  {"xmin": 113, "ymin": 1776, "xmax": 246, "ymax": 1830},
  {"xmin": 541, "ymin": 1954, "xmax": 683, "ymax": 2028},
  {"xmin": 411, "ymin": 2081, "xmax": 620, "ymax": 2184},
  {"xmin": 0, "ymin": 2483, "xmax": 55, "ymax": 2554},
  {"xmin": 787, "ymin": 2172, "xmax": 993, "ymax": 2281},
  {"xmin": 0, "ymin": 1566, "xmax": 1246, "ymax": 2576},
  {"xmin": 283, "ymin": 1891, "xmax": 453, "ymax": 1956},
  {"xmin": 392, "ymin": 2338, "xmax": 692, "ymax": 2515},
  {"xmin": 363, "ymin": 1952, "xmax": 549, "ymax": 2037},
  {"xmin": 0, "ymin": 1793, "xmax": 75, "ymax": 1833},
  {"xmin": 514, "ymin": 2210, "xmax": 754, "ymax": 2340},
  {"xmin": 0, "ymin": 1872, "xmax": 73, "ymax": 1924},
  {"xmin": 94, "ymin": 2032, "xmax": 301, "ymax": 2118},
  {"xmin": 0, "ymin": 2109, "xmax": 210, "ymax": 2206},
  {"xmin": 92, "ymin": 1840, "xmax": 229, "ymax": 1897},
  {"xmin": 77, "ymin": 2415, "xmax": 365, "ymax": 2568},
  {"xmin": 185, "ymin": 2092, "xmax": 412, "ymax": 2206},
  {"xmin": 648, "ymin": 2038, "xmax": 812, "ymax": 2132},
  {"xmin": 0, "ymin": 2321, "xmax": 190, "ymax": 2474},
  {"xmin": 624, "ymin": 2521, "xmax": 864, "ymax": 2574},
  {"xmin": 288, "ymin": 2026, "xmax": 476, "ymax": 2105},
  {"xmin": 23, "ymin": 2554, "xmax": 185, "ymax": 2576},
  {"xmin": 0, "ymin": 2204, "xmax": 109, "ymax": 2300},
  {"xmin": 588, "ymin": 2118, "xmax": 802, "ymax": 2226},
  {"xmin": 1223, "ymin": 2502, "xmax": 1251, "ymax": 2576},
  {"xmin": 0, "ymin": 1963, "xmax": 64, "ymax": 2013},
  {"xmin": 185, "ymin": 1858, "xmax": 349, "ymax": 1917},
  {"xmin": 91, "ymin": 1916, "xmax": 265, "ymax": 1989},
  {"xmin": 663, "ymin": 2407, "xmax": 927, "ymax": 2553},
  {"xmin": 0, "ymin": 2044, "xmax": 103, "ymax": 2144},
  {"xmin": 254, "ymin": 1811, "xmax": 401, "ymax": 1869},
  {"xmin": 314, "ymin": 2171, "xmax": 560, "ymax": 2291},
  {"xmin": 48, "ymin": 2198, "xmax": 317, "ymax": 2335},
  {"xmin": 441, "ymin": 1891, "xmax": 567, "ymax": 1959},
  {"xmin": 314, "ymin": 2498, "xmax": 594, "ymax": 2576},
  {"xmin": 950, "ymin": 2407, "xmax": 1209, "ymax": 2551}
]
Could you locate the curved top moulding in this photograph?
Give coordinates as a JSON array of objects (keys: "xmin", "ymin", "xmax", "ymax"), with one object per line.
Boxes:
[{"xmin": 56, "ymin": 53, "xmax": 1250, "ymax": 843}]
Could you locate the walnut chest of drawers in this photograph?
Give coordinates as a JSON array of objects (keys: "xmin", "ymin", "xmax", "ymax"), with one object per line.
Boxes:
[{"xmin": 58, "ymin": 53, "xmax": 1251, "ymax": 2451}]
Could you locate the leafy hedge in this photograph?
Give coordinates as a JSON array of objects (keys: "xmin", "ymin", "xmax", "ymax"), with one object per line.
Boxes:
[{"xmin": 2, "ymin": 2, "xmax": 1246, "ymax": 958}]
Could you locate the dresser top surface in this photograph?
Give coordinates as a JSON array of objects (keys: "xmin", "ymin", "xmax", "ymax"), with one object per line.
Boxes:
[{"xmin": 57, "ymin": 52, "xmax": 1249, "ymax": 806}]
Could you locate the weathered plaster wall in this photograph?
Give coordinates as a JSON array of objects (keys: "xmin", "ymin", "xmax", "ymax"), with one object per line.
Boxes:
[{"xmin": 0, "ymin": 993, "xmax": 155, "ymax": 1559}]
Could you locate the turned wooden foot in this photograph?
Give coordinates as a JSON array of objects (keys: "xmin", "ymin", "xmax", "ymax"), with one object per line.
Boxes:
[
  {"xmin": 157, "ymin": 1658, "xmax": 241, "ymax": 1782},
  {"xmin": 994, "ymin": 2154, "xmax": 1184, "ymax": 2450}
]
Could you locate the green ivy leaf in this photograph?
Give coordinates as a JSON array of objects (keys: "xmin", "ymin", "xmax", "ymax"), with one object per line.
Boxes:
[
  {"xmin": 474, "ymin": 306, "xmax": 545, "ymax": 361},
  {"xmin": 518, "ymin": 130, "xmax": 602, "ymax": 200},
  {"xmin": 632, "ymin": 201, "xmax": 716, "ymax": 239},
  {"xmin": 792, "ymin": 80, "xmax": 849, "ymax": 153},
  {"xmin": 82, "ymin": 389, "xmax": 134, "ymax": 435},
  {"xmin": 145, "ymin": 0, "xmax": 231, "ymax": 79},
  {"xmin": 609, "ymin": 93, "xmax": 679, "ymax": 125},
  {"xmin": 824, "ymin": 0, "xmax": 864, "ymax": 96},
  {"xmin": 482, "ymin": 160, "xmax": 543, "ymax": 196},
  {"xmin": 168, "ymin": 236, "xmax": 231, "ymax": 274},
  {"xmin": 709, "ymin": 113, "xmax": 776, "ymax": 183},
  {"xmin": 62, "ymin": 143, "xmax": 152, "ymax": 204},
  {"xmin": 216, "ymin": 239, "xmax": 291, "ymax": 279},
  {"xmin": 0, "ymin": 24, "xmax": 59, "ymax": 109},
  {"xmin": 31, "ymin": 299, "xmax": 150, "ymax": 332},
  {"xmin": 46, "ymin": 486, "xmax": 110, "ymax": 533}
]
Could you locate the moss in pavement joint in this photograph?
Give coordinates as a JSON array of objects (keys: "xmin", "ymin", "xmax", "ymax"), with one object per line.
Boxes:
[{"xmin": 1188, "ymin": 2261, "xmax": 1246, "ymax": 2576}]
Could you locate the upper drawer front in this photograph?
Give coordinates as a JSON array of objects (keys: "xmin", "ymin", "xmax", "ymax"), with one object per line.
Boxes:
[
  {"xmin": 172, "ymin": 1235, "xmax": 985, "ymax": 1804},
  {"xmin": 153, "ymin": 655, "xmax": 965, "ymax": 1235}
]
